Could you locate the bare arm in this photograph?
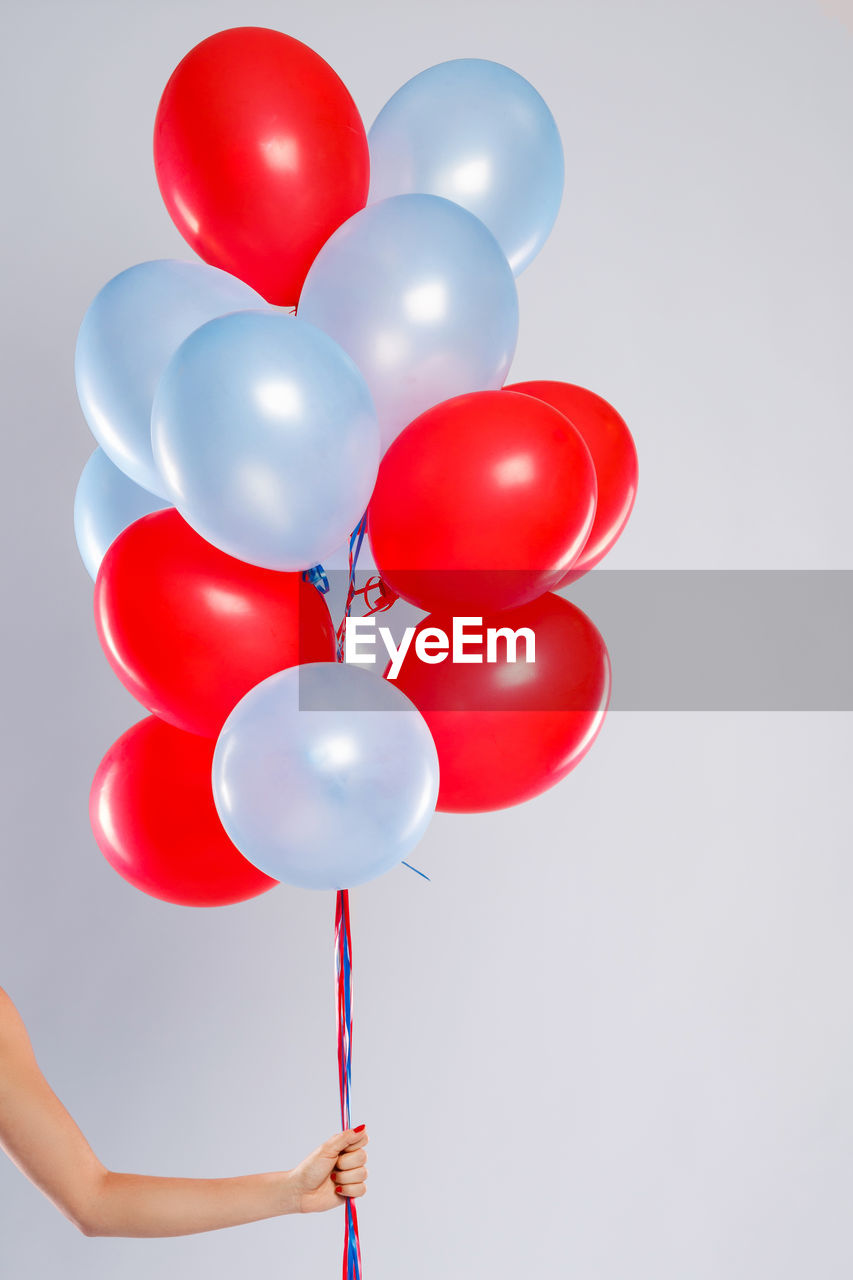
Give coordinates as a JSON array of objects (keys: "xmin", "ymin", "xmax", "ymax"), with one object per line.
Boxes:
[{"xmin": 0, "ymin": 988, "xmax": 367, "ymax": 1238}]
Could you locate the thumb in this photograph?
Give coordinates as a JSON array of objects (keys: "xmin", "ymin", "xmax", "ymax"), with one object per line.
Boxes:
[{"xmin": 320, "ymin": 1126, "xmax": 364, "ymax": 1158}]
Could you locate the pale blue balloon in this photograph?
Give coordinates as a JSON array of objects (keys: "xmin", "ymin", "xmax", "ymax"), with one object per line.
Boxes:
[
  {"xmin": 320, "ymin": 529, "xmax": 376, "ymax": 575},
  {"xmin": 73, "ymin": 447, "xmax": 169, "ymax": 581},
  {"xmin": 151, "ymin": 311, "xmax": 381, "ymax": 571},
  {"xmin": 298, "ymin": 194, "xmax": 518, "ymax": 451},
  {"xmin": 75, "ymin": 259, "xmax": 270, "ymax": 496},
  {"xmin": 368, "ymin": 60, "xmax": 564, "ymax": 276},
  {"xmin": 212, "ymin": 663, "xmax": 439, "ymax": 890}
]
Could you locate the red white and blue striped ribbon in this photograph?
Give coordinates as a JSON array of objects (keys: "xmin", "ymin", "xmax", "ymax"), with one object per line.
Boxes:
[
  {"xmin": 304, "ymin": 514, "xmax": 430, "ymax": 1278},
  {"xmin": 333, "ymin": 518, "xmax": 366, "ymax": 1279},
  {"xmin": 335, "ymin": 888, "xmax": 361, "ymax": 1280}
]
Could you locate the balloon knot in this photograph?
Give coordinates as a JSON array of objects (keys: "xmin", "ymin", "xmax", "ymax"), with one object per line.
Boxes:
[{"xmin": 302, "ymin": 564, "xmax": 330, "ymax": 594}]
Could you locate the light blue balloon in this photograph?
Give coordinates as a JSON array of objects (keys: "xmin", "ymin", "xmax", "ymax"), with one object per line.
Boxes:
[
  {"xmin": 298, "ymin": 193, "xmax": 518, "ymax": 451},
  {"xmin": 368, "ymin": 59, "xmax": 564, "ymax": 276},
  {"xmin": 151, "ymin": 311, "xmax": 380, "ymax": 571},
  {"xmin": 212, "ymin": 663, "xmax": 439, "ymax": 890},
  {"xmin": 75, "ymin": 259, "xmax": 270, "ymax": 497},
  {"xmin": 320, "ymin": 528, "xmax": 376, "ymax": 575},
  {"xmin": 73, "ymin": 447, "xmax": 169, "ymax": 581}
]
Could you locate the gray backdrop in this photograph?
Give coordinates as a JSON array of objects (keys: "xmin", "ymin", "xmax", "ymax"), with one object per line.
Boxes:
[{"xmin": 1, "ymin": 1, "xmax": 851, "ymax": 1277}]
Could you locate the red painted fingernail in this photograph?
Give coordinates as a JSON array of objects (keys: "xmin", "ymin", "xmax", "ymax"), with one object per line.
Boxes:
[
  {"xmin": 335, "ymin": 1187, "xmax": 347, "ymax": 1195},
  {"xmin": 354, "ymin": 1124, "xmax": 366, "ymax": 1132}
]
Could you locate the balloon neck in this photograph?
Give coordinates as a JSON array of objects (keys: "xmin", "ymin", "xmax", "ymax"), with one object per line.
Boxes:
[{"xmin": 302, "ymin": 563, "xmax": 330, "ymax": 594}]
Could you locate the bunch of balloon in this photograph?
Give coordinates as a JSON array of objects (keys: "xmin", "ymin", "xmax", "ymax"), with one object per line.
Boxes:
[
  {"xmin": 356, "ymin": 61, "xmax": 639, "ymax": 814},
  {"xmin": 71, "ymin": 28, "xmax": 638, "ymax": 1278}
]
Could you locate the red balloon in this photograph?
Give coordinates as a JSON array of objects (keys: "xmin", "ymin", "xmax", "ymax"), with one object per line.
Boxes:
[
  {"xmin": 367, "ymin": 391, "xmax": 597, "ymax": 614},
  {"xmin": 95, "ymin": 510, "xmax": 335, "ymax": 738},
  {"xmin": 154, "ymin": 27, "xmax": 369, "ymax": 305},
  {"xmin": 507, "ymin": 381, "xmax": 638, "ymax": 584},
  {"xmin": 91, "ymin": 716, "xmax": 276, "ymax": 906},
  {"xmin": 388, "ymin": 593, "xmax": 611, "ymax": 813}
]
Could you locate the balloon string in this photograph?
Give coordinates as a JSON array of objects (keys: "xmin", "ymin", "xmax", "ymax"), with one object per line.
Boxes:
[
  {"xmin": 302, "ymin": 517, "xmax": 399, "ymax": 655},
  {"xmin": 310, "ymin": 519, "xmax": 425, "ymax": 1276},
  {"xmin": 334, "ymin": 525, "xmax": 365, "ymax": 1279},
  {"xmin": 333, "ymin": 516, "xmax": 399, "ymax": 661},
  {"xmin": 400, "ymin": 860, "xmax": 431, "ymax": 881},
  {"xmin": 335, "ymin": 513, "xmax": 368, "ymax": 660},
  {"xmin": 335, "ymin": 889, "xmax": 362, "ymax": 1280},
  {"xmin": 305, "ymin": 520, "xmax": 429, "ymax": 884}
]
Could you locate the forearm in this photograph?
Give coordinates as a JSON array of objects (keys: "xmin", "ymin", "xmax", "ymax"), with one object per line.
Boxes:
[
  {"xmin": 0, "ymin": 989, "xmax": 365, "ymax": 1240},
  {"xmin": 80, "ymin": 1168, "xmax": 302, "ymax": 1238}
]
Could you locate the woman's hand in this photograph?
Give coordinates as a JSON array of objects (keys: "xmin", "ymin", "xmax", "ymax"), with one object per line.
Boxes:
[
  {"xmin": 1, "ymin": 986, "xmax": 369, "ymax": 1237},
  {"xmin": 290, "ymin": 1126, "xmax": 369, "ymax": 1214}
]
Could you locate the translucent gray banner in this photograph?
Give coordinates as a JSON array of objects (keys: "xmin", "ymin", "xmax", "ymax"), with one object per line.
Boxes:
[
  {"xmin": 302, "ymin": 570, "xmax": 853, "ymax": 711},
  {"xmin": 565, "ymin": 570, "xmax": 853, "ymax": 711}
]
